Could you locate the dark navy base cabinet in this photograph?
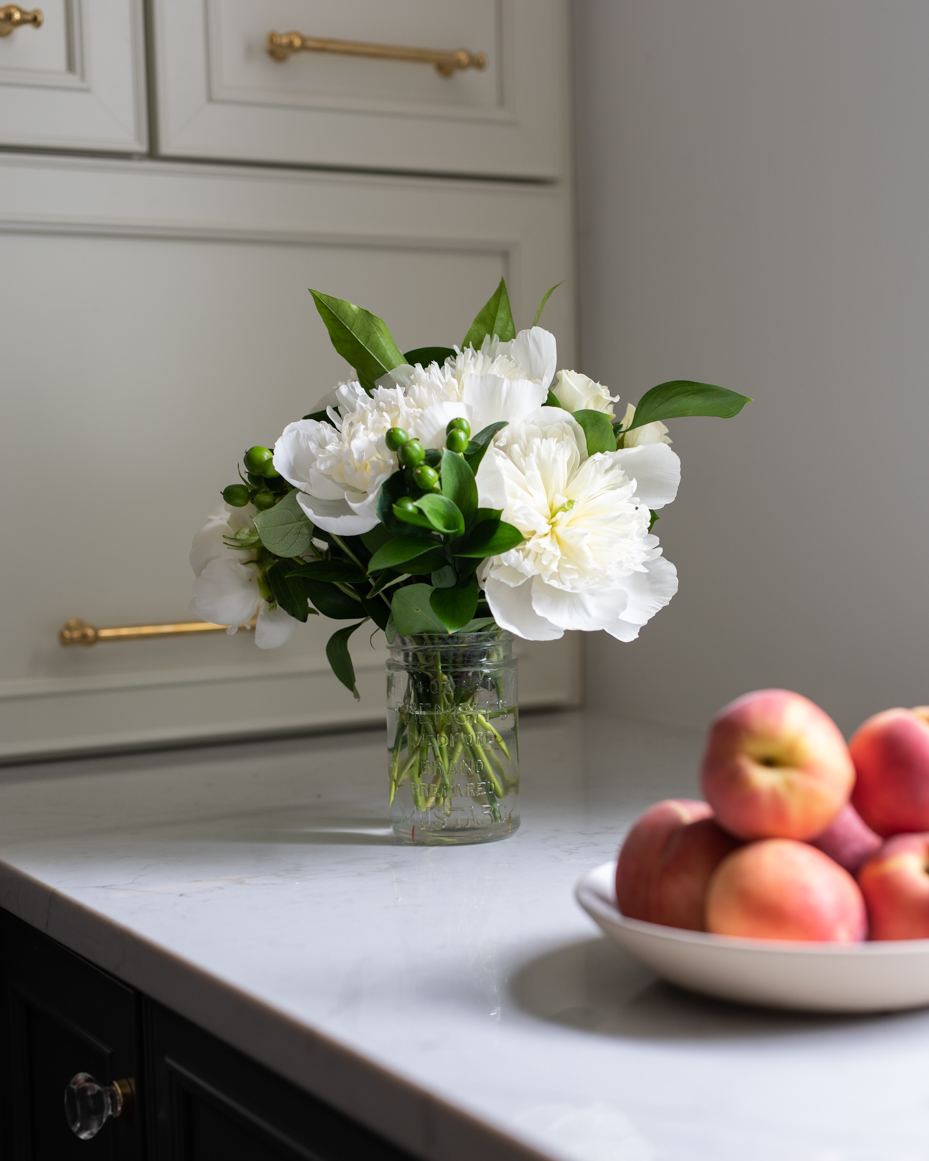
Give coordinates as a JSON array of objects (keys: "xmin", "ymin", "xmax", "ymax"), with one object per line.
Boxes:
[{"xmin": 0, "ymin": 909, "xmax": 413, "ymax": 1161}]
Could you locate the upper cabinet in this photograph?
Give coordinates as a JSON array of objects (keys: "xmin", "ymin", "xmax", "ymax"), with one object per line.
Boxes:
[
  {"xmin": 148, "ymin": 0, "xmax": 569, "ymax": 179},
  {"xmin": 0, "ymin": 0, "xmax": 147, "ymax": 152}
]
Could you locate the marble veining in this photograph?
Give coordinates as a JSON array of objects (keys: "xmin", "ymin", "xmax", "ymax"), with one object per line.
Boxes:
[{"xmin": 0, "ymin": 713, "xmax": 927, "ymax": 1161}]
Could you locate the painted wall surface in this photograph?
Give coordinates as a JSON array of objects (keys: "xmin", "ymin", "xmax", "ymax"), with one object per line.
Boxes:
[{"xmin": 575, "ymin": 1, "xmax": 929, "ymax": 734}]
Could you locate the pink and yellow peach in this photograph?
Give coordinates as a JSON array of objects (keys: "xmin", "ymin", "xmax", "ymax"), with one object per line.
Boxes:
[
  {"xmin": 706, "ymin": 839, "xmax": 867, "ymax": 942},
  {"xmin": 701, "ymin": 689, "xmax": 854, "ymax": 841},
  {"xmin": 850, "ymin": 707, "xmax": 929, "ymax": 837},
  {"xmin": 858, "ymin": 833, "xmax": 929, "ymax": 940},
  {"xmin": 615, "ymin": 799, "xmax": 740, "ymax": 931}
]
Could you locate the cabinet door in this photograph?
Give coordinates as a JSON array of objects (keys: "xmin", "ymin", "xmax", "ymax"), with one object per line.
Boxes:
[
  {"xmin": 149, "ymin": 0, "xmax": 568, "ymax": 179},
  {"xmin": 0, "ymin": 153, "xmax": 579, "ymax": 761},
  {"xmin": 0, "ymin": 908, "xmax": 145, "ymax": 1160},
  {"xmin": 146, "ymin": 1001, "xmax": 413, "ymax": 1161},
  {"xmin": 0, "ymin": 0, "xmax": 147, "ymax": 151}
]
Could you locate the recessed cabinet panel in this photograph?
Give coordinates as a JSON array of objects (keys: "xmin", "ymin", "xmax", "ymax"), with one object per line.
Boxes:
[
  {"xmin": 0, "ymin": 154, "xmax": 579, "ymax": 760},
  {"xmin": 150, "ymin": 0, "xmax": 568, "ymax": 178},
  {"xmin": 0, "ymin": 0, "xmax": 147, "ymax": 151}
]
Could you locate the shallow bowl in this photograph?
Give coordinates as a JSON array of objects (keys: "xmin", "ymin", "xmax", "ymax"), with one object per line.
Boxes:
[{"xmin": 576, "ymin": 861, "xmax": 929, "ymax": 1012}]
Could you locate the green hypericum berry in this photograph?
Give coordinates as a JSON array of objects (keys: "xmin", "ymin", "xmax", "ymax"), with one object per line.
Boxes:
[
  {"xmin": 261, "ymin": 459, "xmax": 280, "ymax": 478},
  {"xmin": 398, "ymin": 439, "xmax": 425, "ymax": 468},
  {"xmin": 222, "ymin": 484, "xmax": 250, "ymax": 507},
  {"xmin": 253, "ymin": 491, "xmax": 277, "ymax": 511},
  {"xmin": 385, "ymin": 427, "xmax": 410, "ymax": 451},
  {"xmin": 247, "ymin": 472, "xmax": 265, "ymax": 487},
  {"xmin": 446, "ymin": 417, "xmax": 471, "ymax": 437},
  {"xmin": 394, "ymin": 496, "xmax": 417, "ymax": 514},
  {"xmin": 423, "ymin": 447, "xmax": 442, "ymax": 467},
  {"xmin": 445, "ymin": 429, "xmax": 469, "ymax": 453},
  {"xmin": 413, "ymin": 464, "xmax": 440, "ymax": 491},
  {"xmin": 244, "ymin": 445, "xmax": 274, "ymax": 473}
]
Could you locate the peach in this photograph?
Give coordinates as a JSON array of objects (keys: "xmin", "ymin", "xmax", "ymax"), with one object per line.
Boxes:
[
  {"xmin": 615, "ymin": 799, "xmax": 740, "ymax": 930},
  {"xmin": 850, "ymin": 707, "xmax": 929, "ymax": 837},
  {"xmin": 807, "ymin": 803, "xmax": 881, "ymax": 875},
  {"xmin": 701, "ymin": 689, "xmax": 854, "ymax": 840},
  {"xmin": 858, "ymin": 833, "xmax": 929, "ymax": 940},
  {"xmin": 706, "ymin": 839, "xmax": 867, "ymax": 942}
]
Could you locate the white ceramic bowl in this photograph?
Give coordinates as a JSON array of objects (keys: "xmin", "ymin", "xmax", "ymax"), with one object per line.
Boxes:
[{"xmin": 576, "ymin": 861, "xmax": 929, "ymax": 1013}]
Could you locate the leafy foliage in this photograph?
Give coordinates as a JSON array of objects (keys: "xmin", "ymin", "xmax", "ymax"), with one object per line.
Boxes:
[
  {"xmin": 403, "ymin": 346, "xmax": 456, "ymax": 367},
  {"xmin": 462, "ymin": 279, "xmax": 515, "ymax": 349},
  {"xmin": 463, "ymin": 421, "xmax": 508, "ymax": 473},
  {"xmin": 572, "ymin": 409, "xmax": 616, "ymax": 456},
  {"xmin": 326, "ymin": 622, "xmax": 365, "ymax": 700},
  {"xmin": 630, "ymin": 381, "xmax": 752, "ymax": 429},
  {"xmin": 440, "ymin": 451, "xmax": 478, "ymax": 516},
  {"xmin": 391, "ymin": 583, "xmax": 448, "ymax": 635},
  {"xmin": 310, "ymin": 291, "xmax": 405, "ymax": 394},
  {"xmin": 533, "ymin": 281, "xmax": 564, "ymax": 327},
  {"xmin": 253, "ymin": 489, "xmax": 313, "ymax": 557}
]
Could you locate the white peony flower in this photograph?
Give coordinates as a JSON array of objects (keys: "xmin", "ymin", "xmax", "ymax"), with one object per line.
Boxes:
[
  {"xmin": 274, "ymin": 328, "xmax": 559, "ymax": 534},
  {"xmin": 552, "ymin": 370, "xmax": 619, "ymax": 418},
  {"xmin": 618, "ymin": 402, "xmax": 672, "ymax": 448},
  {"xmin": 189, "ymin": 504, "xmax": 298, "ymax": 649},
  {"xmin": 476, "ymin": 409, "xmax": 681, "ymax": 642}
]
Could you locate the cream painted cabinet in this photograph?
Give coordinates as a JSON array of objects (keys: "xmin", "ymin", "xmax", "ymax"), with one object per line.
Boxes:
[
  {"xmin": 0, "ymin": 154, "xmax": 579, "ymax": 761},
  {"xmin": 0, "ymin": 0, "xmax": 146, "ymax": 151},
  {"xmin": 149, "ymin": 0, "xmax": 569, "ymax": 178}
]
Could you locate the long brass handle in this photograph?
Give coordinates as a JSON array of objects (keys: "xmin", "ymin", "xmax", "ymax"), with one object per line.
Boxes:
[
  {"xmin": 267, "ymin": 31, "xmax": 486, "ymax": 77},
  {"xmin": 0, "ymin": 5, "xmax": 43, "ymax": 36},
  {"xmin": 59, "ymin": 616, "xmax": 256, "ymax": 647}
]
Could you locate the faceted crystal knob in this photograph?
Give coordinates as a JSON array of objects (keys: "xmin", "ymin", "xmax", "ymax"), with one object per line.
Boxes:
[{"xmin": 64, "ymin": 1072, "xmax": 134, "ymax": 1139}]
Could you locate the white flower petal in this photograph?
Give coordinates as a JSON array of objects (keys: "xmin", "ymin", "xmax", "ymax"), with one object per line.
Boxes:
[
  {"xmin": 416, "ymin": 400, "xmax": 469, "ymax": 449},
  {"xmin": 460, "ymin": 375, "xmax": 548, "ymax": 434},
  {"xmin": 294, "ymin": 492, "xmax": 379, "ymax": 535},
  {"xmin": 190, "ymin": 556, "xmax": 260, "ymax": 627},
  {"xmin": 486, "ymin": 327, "xmax": 558, "ymax": 389},
  {"xmin": 612, "ymin": 443, "xmax": 681, "ymax": 509},
  {"xmin": 255, "ymin": 602, "xmax": 299, "ymax": 649},
  {"xmin": 617, "ymin": 555, "xmax": 679, "ymax": 626},
  {"xmin": 553, "ymin": 370, "xmax": 618, "ymax": 417},
  {"xmin": 189, "ymin": 503, "xmax": 255, "ymax": 577},
  {"xmin": 530, "ymin": 579, "xmax": 628, "ymax": 632},
  {"xmin": 483, "ymin": 575, "xmax": 564, "ymax": 641}
]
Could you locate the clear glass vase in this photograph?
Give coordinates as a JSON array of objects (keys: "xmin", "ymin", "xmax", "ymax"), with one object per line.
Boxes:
[{"xmin": 387, "ymin": 629, "xmax": 519, "ymax": 845}]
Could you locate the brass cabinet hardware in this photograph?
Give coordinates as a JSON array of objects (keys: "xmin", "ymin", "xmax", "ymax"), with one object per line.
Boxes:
[
  {"xmin": 267, "ymin": 31, "xmax": 486, "ymax": 77},
  {"xmin": 0, "ymin": 5, "xmax": 43, "ymax": 36},
  {"xmin": 59, "ymin": 616, "xmax": 256, "ymax": 647}
]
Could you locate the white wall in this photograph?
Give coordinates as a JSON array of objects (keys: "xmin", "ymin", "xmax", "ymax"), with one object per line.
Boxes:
[{"xmin": 575, "ymin": 0, "xmax": 929, "ymax": 735}]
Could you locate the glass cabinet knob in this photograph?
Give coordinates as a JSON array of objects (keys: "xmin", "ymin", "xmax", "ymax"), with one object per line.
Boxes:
[{"xmin": 64, "ymin": 1072, "xmax": 135, "ymax": 1139}]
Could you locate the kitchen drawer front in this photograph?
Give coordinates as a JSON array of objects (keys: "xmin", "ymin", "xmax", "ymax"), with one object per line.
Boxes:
[
  {"xmin": 0, "ymin": 0, "xmax": 147, "ymax": 151},
  {"xmin": 0, "ymin": 908, "xmax": 145, "ymax": 1160},
  {"xmin": 146, "ymin": 1001, "xmax": 415, "ymax": 1161},
  {"xmin": 149, "ymin": 0, "xmax": 568, "ymax": 178}
]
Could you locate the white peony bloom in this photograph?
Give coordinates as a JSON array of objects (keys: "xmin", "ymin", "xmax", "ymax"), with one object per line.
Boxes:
[
  {"xmin": 552, "ymin": 370, "xmax": 619, "ymax": 418},
  {"xmin": 189, "ymin": 503, "xmax": 298, "ymax": 649},
  {"xmin": 273, "ymin": 381, "xmax": 423, "ymax": 535},
  {"xmin": 476, "ymin": 409, "xmax": 681, "ymax": 642},
  {"xmin": 618, "ymin": 402, "xmax": 672, "ymax": 448}
]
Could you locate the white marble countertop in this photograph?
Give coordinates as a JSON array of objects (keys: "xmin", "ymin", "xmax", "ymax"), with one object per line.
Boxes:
[{"xmin": 1, "ymin": 711, "xmax": 927, "ymax": 1161}]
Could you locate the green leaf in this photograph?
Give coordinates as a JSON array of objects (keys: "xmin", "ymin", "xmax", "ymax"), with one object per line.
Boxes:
[
  {"xmin": 649, "ymin": 509, "xmax": 660, "ymax": 531},
  {"xmin": 377, "ymin": 470, "xmax": 413, "ymax": 533},
  {"xmin": 430, "ymin": 577, "xmax": 479, "ymax": 632},
  {"xmin": 573, "ymin": 409, "xmax": 617, "ymax": 455},
  {"xmin": 393, "ymin": 502, "xmax": 434, "ymax": 531},
  {"xmin": 357, "ymin": 590, "xmax": 391, "ymax": 631},
  {"xmin": 440, "ymin": 451, "xmax": 478, "ymax": 516},
  {"xmin": 630, "ymin": 381, "xmax": 753, "ymax": 429},
  {"xmin": 302, "ymin": 409, "xmax": 330, "ymax": 423},
  {"xmin": 326, "ymin": 621, "xmax": 365, "ymax": 700},
  {"xmin": 402, "ymin": 547, "xmax": 446, "ymax": 575},
  {"xmin": 466, "ymin": 506, "xmax": 501, "ymax": 529},
  {"xmin": 532, "ymin": 281, "xmax": 564, "ymax": 327},
  {"xmin": 456, "ymin": 519, "xmax": 524, "ymax": 558},
  {"xmin": 266, "ymin": 564, "xmax": 311, "ymax": 622},
  {"xmin": 431, "ymin": 564, "xmax": 457, "ymax": 589},
  {"xmin": 310, "ymin": 290, "xmax": 405, "ymax": 394},
  {"xmin": 416, "ymin": 494, "xmax": 465, "ymax": 538},
  {"xmin": 287, "ymin": 560, "xmax": 365, "ymax": 583},
  {"xmin": 544, "ymin": 389, "xmax": 561, "ymax": 408},
  {"xmin": 391, "ymin": 584, "xmax": 448, "ymax": 636},
  {"xmin": 252, "ymin": 490, "xmax": 313, "ymax": 557},
  {"xmin": 403, "ymin": 346, "xmax": 456, "ymax": 367},
  {"xmin": 368, "ymin": 533, "xmax": 436, "ymax": 572},
  {"xmin": 304, "ymin": 579, "xmax": 365, "ymax": 619},
  {"xmin": 385, "ymin": 612, "xmax": 398, "ymax": 644},
  {"xmin": 462, "ymin": 278, "xmax": 516, "ymax": 349},
  {"xmin": 360, "ymin": 524, "xmax": 393, "ymax": 555},
  {"xmin": 463, "ymin": 421, "xmax": 508, "ymax": 473}
]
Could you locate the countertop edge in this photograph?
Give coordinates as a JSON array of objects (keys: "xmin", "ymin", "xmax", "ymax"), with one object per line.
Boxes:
[{"xmin": 0, "ymin": 858, "xmax": 553, "ymax": 1161}]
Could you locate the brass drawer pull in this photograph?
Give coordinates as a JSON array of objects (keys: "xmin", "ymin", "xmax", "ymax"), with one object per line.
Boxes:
[
  {"xmin": 0, "ymin": 5, "xmax": 42, "ymax": 36},
  {"xmin": 59, "ymin": 616, "xmax": 256, "ymax": 647},
  {"xmin": 267, "ymin": 31, "xmax": 486, "ymax": 77}
]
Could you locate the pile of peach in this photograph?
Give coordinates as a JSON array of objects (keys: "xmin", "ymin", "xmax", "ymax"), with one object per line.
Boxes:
[{"xmin": 616, "ymin": 689, "xmax": 929, "ymax": 942}]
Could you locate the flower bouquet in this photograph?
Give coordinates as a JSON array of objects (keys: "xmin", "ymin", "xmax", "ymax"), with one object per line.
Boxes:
[{"xmin": 190, "ymin": 279, "xmax": 750, "ymax": 844}]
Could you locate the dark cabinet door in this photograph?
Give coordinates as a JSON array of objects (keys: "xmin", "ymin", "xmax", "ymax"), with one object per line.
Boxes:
[
  {"xmin": 0, "ymin": 908, "xmax": 145, "ymax": 1160},
  {"xmin": 145, "ymin": 1003, "xmax": 414, "ymax": 1161}
]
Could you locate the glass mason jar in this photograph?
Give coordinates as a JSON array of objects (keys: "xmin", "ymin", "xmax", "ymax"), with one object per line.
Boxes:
[{"xmin": 387, "ymin": 629, "xmax": 519, "ymax": 845}]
